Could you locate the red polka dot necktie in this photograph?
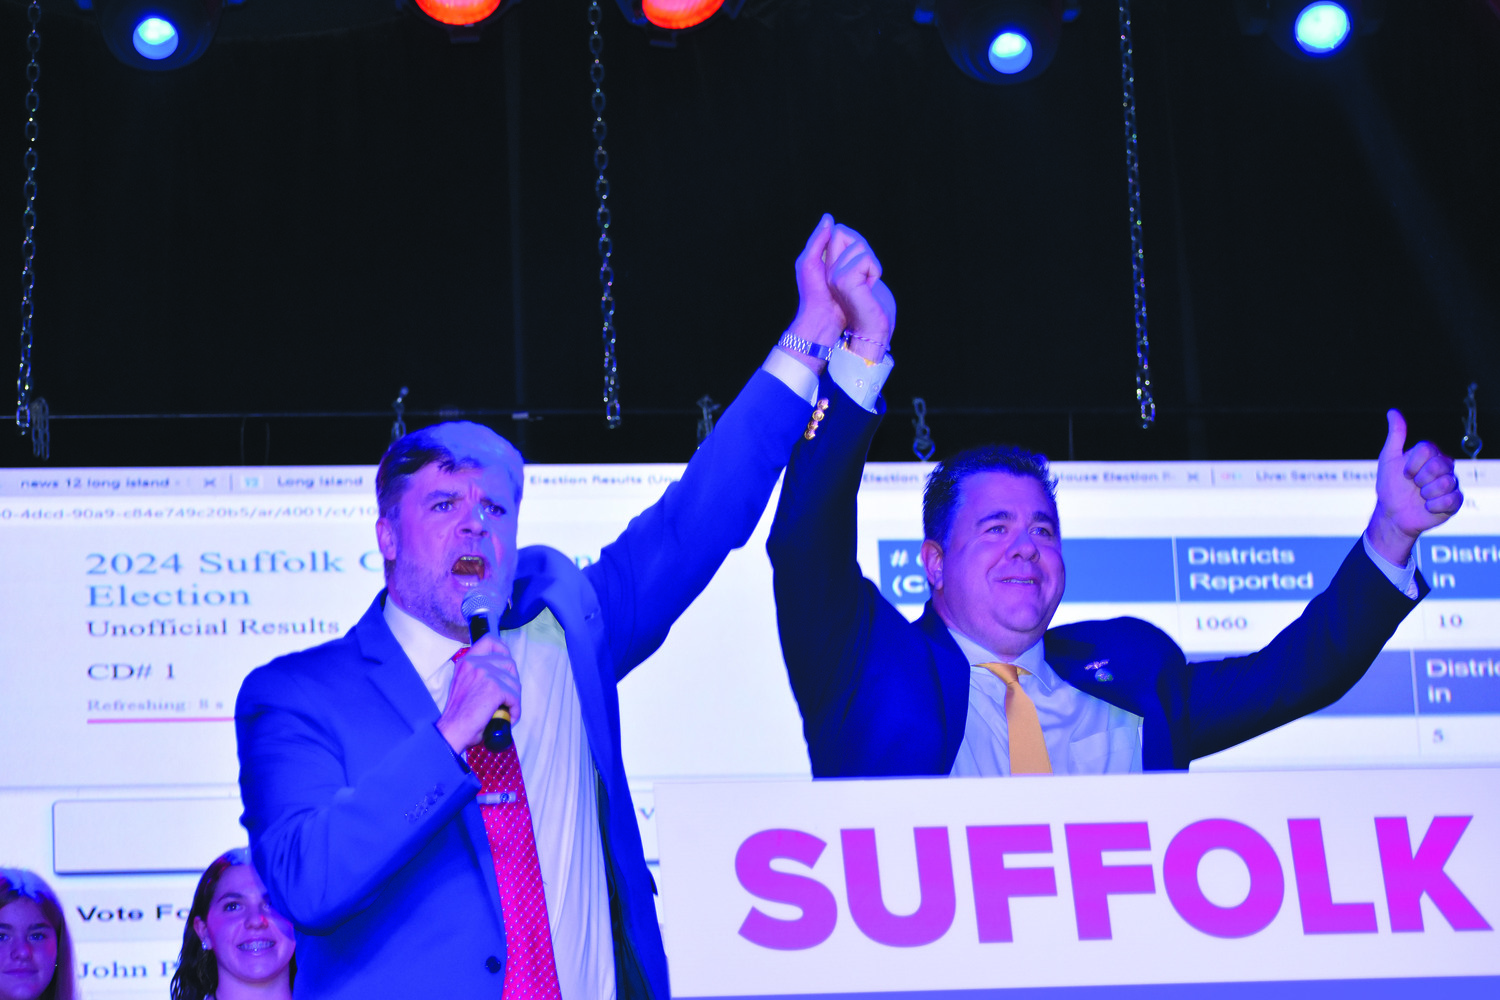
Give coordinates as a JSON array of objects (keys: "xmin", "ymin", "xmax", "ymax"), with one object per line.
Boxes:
[{"xmin": 455, "ymin": 646, "xmax": 562, "ymax": 1000}]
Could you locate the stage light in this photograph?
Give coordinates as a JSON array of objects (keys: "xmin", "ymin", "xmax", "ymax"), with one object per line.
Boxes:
[
  {"xmin": 642, "ymin": 0, "xmax": 724, "ymax": 30},
  {"xmin": 98, "ymin": 1, "xmax": 221, "ymax": 71},
  {"xmin": 1236, "ymin": 0, "xmax": 1377, "ymax": 61},
  {"xmin": 1292, "ymin": 2, "xmax": 1350, "ymax": 54},
  {"xmin": 933, "ymin": 1, "xmax": 1068, "ymax": 86},
  {"xmin": 987, "ymin": 30, "xmax": 1033, "ymax": 74},
  {"xmin": 132, "ymin": 17, "xmax": 178, "ymax": 60},
  {"xmin": 613, "ymin": 0, "xmax": 742, "ymax": 36},
  {"xmin": 412, "ymin": 0, "xmax": 504, "ymax": 27}
]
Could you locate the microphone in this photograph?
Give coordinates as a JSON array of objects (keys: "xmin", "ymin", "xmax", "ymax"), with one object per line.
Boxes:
[{"xmin": 460, "ymin": 588, "xmax": 513, "ymax": 752}]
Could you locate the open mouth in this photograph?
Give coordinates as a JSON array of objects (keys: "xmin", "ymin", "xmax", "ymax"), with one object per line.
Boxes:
[
  {"xmin": 452, "ymin": 556, "xmax": 486, "ymax": 578},
  {"xmin": 238, "ymin": 939, "xmax": 277, "ymax": 953}
]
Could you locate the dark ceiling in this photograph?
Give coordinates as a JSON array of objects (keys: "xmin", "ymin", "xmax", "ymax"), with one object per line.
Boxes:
[{"xmin": 2, "ymin": 0, "xmax": 1498, "ymax": 469}]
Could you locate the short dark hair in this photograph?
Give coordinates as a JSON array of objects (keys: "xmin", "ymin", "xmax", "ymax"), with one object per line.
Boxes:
[
  {"xmin": 376, "ymin": 423, "xmax": 521, "ymax": 521},
  {"xmin": 922, "ymin": 445, "xmax": 1058, "ymax": 545}
]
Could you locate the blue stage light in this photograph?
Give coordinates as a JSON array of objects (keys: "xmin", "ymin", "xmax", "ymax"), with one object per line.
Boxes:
[
  {"xmin": 1293, "ymin": 2, "xmax": 1350, "ymax": 55},
  {"xmin": 101, "ymin": 1, "xmax": 222, "ymax": 71},
  {"xmin": 987, "ymin": 30, "xmax": 1033, "ymax": 75},
  {"xmin": 132, "ymin": 17, "xmax": 180, "ymax": 60},
  {"xmin": 934, "ymin": 0, "xmax": 1065, "ymax": 86}
]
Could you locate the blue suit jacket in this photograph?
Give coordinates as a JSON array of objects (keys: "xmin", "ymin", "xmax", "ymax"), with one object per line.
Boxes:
[
  {"xmin": 768, "ymin": 383, "xmax": 1427, "ymax": 776},
  {"xmin": 236, "ymin": 370, "xmax": 810, "ymax": 1000}
]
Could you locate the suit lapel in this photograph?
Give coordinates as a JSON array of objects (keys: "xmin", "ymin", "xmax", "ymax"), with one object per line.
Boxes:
[
  {"xmin": 353, "ymin": 593, "xmax": 508, "ymax": 930},
  {"xmin": 915, "ymin": 603, "xmax": 974, "ymax": 763},
  {"xmin": 353, "ymin": 595, "xmax": 440, "ymax": 732}
]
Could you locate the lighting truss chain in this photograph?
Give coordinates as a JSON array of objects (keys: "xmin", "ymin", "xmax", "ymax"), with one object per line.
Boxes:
[
  {"xmin": 911, "ymin": 397, "xmax": 935, "ymax": 461},
  {"xmin": 1462, "ymin": 382, "xmax": 1482, "ymax": 459},
  {"xmin": 1119, "ymin": 0, "xmax": 1154, "ymax": 429},
  {"xmin": 16, "ymin": 0, "xmax": 39, "ymax": 433},
  {"xmin": 590, "ymin": 0, "xmax": 621, "ymax": 428},
  {"xmin": 391, "ymin": 385, "xmax": 409, "ymax": 442}
]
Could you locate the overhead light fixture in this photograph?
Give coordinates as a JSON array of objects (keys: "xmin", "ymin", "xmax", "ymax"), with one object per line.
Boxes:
[
  {"xmin": 642, "ymin": 0, "xmax": 723, "ymax": 29},
  {"xmin": 1236, "ymin": 0, "xmax": 1379, "ymax": 61},
  {"xmin": 132, "ymin": 17, "xmax": 179, "ymax": 60},
  {"xmin": 412, "ymin": 0, "xmax": 505, "ymax": 27},
  {"xmin": 931, "ymin": 0, "xmax": 1077, "ymax": 85},
  {"xmin": 1292, "ymin": 2, "xmax": 1352, "ymax": 53},
  {"xmin": 613, "ymin": 0, "xmax": 744, "ymax": 36},
  {"xmin": 98, "ymin": 0, "xmax": 222, "ymax": 71}
]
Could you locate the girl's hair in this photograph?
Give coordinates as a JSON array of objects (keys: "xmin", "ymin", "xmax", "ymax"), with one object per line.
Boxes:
[
  {"xmin": 0, "ymin": 867, "xmax": 79, "ymax": 1000},
  {"xmin": 169, "ymin": 848, "xmax": 295, "ymax": 1000}
]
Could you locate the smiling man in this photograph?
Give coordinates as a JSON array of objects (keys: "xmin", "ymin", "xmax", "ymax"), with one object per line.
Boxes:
[
  {"xmin": 769, "ymin": 359, "xmax": 1464, "ymax": 777},
  {"xmin": 234, "ymin": 215, "xmax": 894, "ymax": 1000}
]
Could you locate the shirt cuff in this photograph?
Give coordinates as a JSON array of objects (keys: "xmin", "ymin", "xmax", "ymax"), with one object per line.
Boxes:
[
  {"xmin": 1362, "ymin": 532, "xmax": 1420, "ymax": 599},
  {"xmin": 827, "ymin": 341, "xmax": 894, "ymax": 412},
  {"xmin": 762, "ymin": 348, "xmax": 820, "ymax": 406}
]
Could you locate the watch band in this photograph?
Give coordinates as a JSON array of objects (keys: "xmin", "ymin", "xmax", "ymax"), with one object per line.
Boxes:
[{"xmin": 777, "ymin": 331, "xmax": 834, "ymax": 361}]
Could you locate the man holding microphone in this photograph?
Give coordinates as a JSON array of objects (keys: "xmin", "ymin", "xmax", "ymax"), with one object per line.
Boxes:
[{"xmin": 234, "ymin": 215, "xmax": 896, "ymax": 1000}]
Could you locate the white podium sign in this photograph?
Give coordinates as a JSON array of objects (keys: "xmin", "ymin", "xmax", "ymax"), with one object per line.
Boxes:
[{"xmin": 656, "ymin": 770, "xmax": 1500, "ymax": 998}]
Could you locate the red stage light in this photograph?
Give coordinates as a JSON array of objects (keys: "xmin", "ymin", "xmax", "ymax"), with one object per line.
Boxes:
[
  {"xmin": 414, "ymin": 0, "xmax": 503, "ymax": 27},
  {"xmin": 641, "ymin": 0, "xmax": 724, "ymax": 30}
]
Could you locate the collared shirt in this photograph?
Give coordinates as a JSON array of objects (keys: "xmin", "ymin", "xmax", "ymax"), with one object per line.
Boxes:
[
  {"xmin": 945, "ymin": 538, "xmax": 1419, "ymax": 776},
  {"xmin": 383, "ymin": 598, "xmax": 614, "ymax": 1000},
  {"xmin": 373, "ymin": 347, "xmax": 821, "ymax": 998},
  {"xmin": 948, "ymin": 632, "xmax": 1144, "ymax": 776}
]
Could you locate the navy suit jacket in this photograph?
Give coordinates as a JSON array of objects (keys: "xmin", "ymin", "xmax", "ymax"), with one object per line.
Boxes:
[
  {"xmin": 236, "ymin": 370, "xmax": 811, "ymax": 1000},
  {"xmin": 768, "ymin": 382, "xmax": 1427, "ymax": 776}
]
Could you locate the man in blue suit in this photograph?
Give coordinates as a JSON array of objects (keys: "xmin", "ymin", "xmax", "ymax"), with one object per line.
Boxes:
[
  {"xmin": 235, "ymin": 216, "xmax": 890, "ymax": 1000},
  {"xmin": 768, "ymin": 292, "xmax": 1464, "ymax": 778}
]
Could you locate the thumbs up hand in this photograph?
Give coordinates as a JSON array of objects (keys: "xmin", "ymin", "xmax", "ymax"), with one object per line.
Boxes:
[{"xmin": 1365, "ymin": 409, "xmax": 1463, "ymax": 566}]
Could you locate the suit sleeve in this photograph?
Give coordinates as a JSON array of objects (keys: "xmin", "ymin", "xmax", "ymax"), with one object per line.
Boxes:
[
  {"xmin": 767, "ymin": 381, "xmax": 961, "ymax": 776},
  {"xmin": 1165, "ymin": 541, "xmax": 1426, "ymax": 765},
  {"xmin": 236, "ymin": 661, "xmax": 480, "ymax": 932},
  {"xmin": 583, "ymin": 368, "xmax": 812, "ymax": 679}
]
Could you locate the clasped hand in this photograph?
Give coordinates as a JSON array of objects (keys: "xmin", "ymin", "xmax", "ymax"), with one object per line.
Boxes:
[{"xmin": 786, "ymin": 213, "xmax": 897, "ymax": 362}]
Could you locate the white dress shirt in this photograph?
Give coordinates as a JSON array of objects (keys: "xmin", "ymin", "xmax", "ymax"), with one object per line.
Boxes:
[
  {"xmin": 946, "ymin": 537, "xmax": 1418, "ymax": 776},
  {"xmin": 384, "ymin": 598, "xmax": 615, "ymax": 1000},
  {"xmin": 374, "ymin": 350, "xmax": 817, "ymax": 998},
  {"xmin": 948, "ymin": 632, "xmax": 1144, "ymax": 776},
  {"xmin": 833, "ymin": 349, "xmax": 1423, "ymax": 776}
]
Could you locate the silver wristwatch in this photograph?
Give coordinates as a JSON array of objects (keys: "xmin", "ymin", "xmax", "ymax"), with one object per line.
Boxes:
[{"xmin": 777, "ymin": 331, "xmax": 834, "ymax": 360}]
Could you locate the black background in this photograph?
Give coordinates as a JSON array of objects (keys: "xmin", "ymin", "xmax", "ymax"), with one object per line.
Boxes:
[{"xmin": 2, "ymin": 0, "xmax": 1497, "ymax": 469}]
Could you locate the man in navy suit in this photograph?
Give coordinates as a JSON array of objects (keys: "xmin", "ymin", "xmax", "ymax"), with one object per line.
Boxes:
[
  {"xmin": 768, "ymin": 265, "xmax": 1464, "ymax": 778},
  {"xmin": 235, "ymin": 216, "xmax": 887, "ymax": 1000}
]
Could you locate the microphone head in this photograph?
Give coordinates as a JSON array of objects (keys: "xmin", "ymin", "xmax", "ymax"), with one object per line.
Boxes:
[
  {"xmin": 460, "ymin": 587, "xmax": 504, "ymax": 622},
  {"xmin": 461, "ymin": 586, "xmax": 507, "ymax": 644}
]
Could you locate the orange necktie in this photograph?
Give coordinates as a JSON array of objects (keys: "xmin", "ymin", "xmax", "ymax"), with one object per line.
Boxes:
[{"xmin": 978, "ymin": 662, "xmax": 1053, "ymax": 775}]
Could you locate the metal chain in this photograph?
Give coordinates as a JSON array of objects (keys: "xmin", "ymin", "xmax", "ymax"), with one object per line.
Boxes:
[
  {"xmin": 1462, "ymin": 382, "xmax": 1482, "ymax": 459},
  {"xmin": 590, "ymin": 1, "xmax": 620, "ymax": 428},
  {"xmin": 695, "ymin": 394, "xmax": 720, "ymax": 443},
  {"xmin": 390, "ymin": 386, "xmax": 409, "ymax": 442},
  {"xmin": 1119, "ymin": 0, "xmax": 1154, "ymax": 428},
  {"xmin": 17, "ymin": 0, "xmax": 40, "ymax": 433},
  {"xmin": 911, "ymin": 397, "xmax": 935, "ymax": 461}
]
